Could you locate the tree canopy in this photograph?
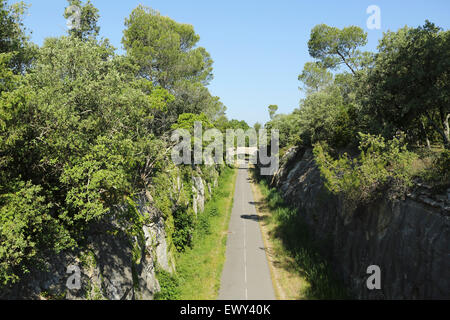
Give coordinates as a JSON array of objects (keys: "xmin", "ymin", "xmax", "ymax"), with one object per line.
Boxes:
[
  {"xmin": 122, "ymin": 6, "xmax": 224, "ymax": 133},
  {"xmin": 308, "ymin": 24, "xmax": 370, "ymax": 74},
  {"xmin": 298, "ymin": 62, "xmax": 334, "ymax": 94},
  {"xmin": 365, "ymin": 21, "xmax": 450, "ymax": 147},
  {"xmin": 0, "ymin": 1, "xmax": 238, "ymax": 287},
  {"xmin": 122, "ymin": 5, "xmax": 213, "ymax": 90},
  {"xmin": 0, "ymin": 0, "xmax": 35, "ymax": 72},
  {"xmin": 267, "ymin": 21, "xmax": 449, "ymax": 151},
  {"xmin": 64, "ymin": 0, "xmax": 100, "ymax": 40}
]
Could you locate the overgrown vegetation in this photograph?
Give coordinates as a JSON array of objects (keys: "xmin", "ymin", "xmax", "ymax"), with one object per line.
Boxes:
[
  {"xmin": 414, "ymin": 148, "xmax": 450, "ymax": 194},
  {"xmin": 257, "ymin": 19, "xmax": 449, "ymax": 301},
  {"xmin": 265, "ymin": 20, "xmax": 449, "ymax": 202},
  {"xmin": 153, "ymin": 269, "xmax": 180, "ymax": 300},
  {"xmin": 0, "ymin": 0, "xmax": 247, "ymax": 289},
  {"xmin": 1, "ymin": 0, "xmax": 448, "ymax": 300},
  {"xmin": 314, "ymin": 133, "xmax": 418, "ymax": 212},
  {"xmin": 156, "ymin": 166, "xmax": 237, "ymax": 300},
  {"xmin": 253, "ymin": 175, "xmax": 349, "ymax": 300}
]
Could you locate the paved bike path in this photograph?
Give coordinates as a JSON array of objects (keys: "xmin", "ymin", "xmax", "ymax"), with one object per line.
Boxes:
[{"xmin": 218, "ymin": 167, "xmax": 276, "ymax": 300}]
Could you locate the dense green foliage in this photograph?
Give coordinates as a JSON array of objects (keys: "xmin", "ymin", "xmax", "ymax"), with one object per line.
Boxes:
[
  {"xmin": 266, "ymin": 21, "xmax": 449, "ymax": 200},
  {"xmin": 363, "ymin": 21, "xmax": 450, "ymax": 148},
  {"xmin": 314, "ymin": 134, "xmax": 417, "ymax": 212},
  {"xmin": 156, "ymin": 166, "xmax": 236, "ymax": 300},
  {"xmin": 0, "ymin": 0, "xmax": 35, "ymax": 72},
  {"xmin": 308, "ymin": 24, "xmax": 371, "ymax": 74},
  {"xmin": 122, "ymin": 5, "xmax": 225, "ymax": 133},
  {"xmin": 268, "ymin": 21, "xmax": 449, "ymax": 150},
  {"xmin": 0, "ymin": 0, "xmax": 239, "ymax": 288},
  {"xmin": 175, "ymin": 167, "xmax": 236, "ymax": 300},
  {"xmin": 154, "ymin": 269, "xmax": 180, "ymax": 300},
  {"xmin": 1, "ymin": 0, "xmax": 448, "ymax": 298},
  {"xmin": 257, "ymin": 20, "xmax": 448, "ymax": 300},
  {"xmin": 417, "ymin": 149, "xmax": 450, "ymax": 192},
  {"xmin": 64, "ymin": 0, "xmax": 100, "ymax": 41}
]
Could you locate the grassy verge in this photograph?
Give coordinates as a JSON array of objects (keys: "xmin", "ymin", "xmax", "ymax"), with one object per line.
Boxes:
[
  {"xmin": 156, "ymin": 166, "xmax": 237, "ymax": 300},
  {"xmin": 250, "ymin": 177, "xmax": 310, "ymax": 300},
  {"xmin": 250, "ymin": 170, "xmax": 350, "ymax": 300}
]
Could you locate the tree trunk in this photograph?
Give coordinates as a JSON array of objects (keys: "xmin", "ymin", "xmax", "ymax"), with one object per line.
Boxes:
[
  {"xmin": 421, "ymin": 120, "xmax": 431, "ymax": 150},
  {"xmin": 425, "ymin": 111, "xmax": 449, "ymax": 149},
  {"xmin": 336, "ymin": 51, "xmax": 356, "ymax": 75},
  {"xmin": 444, "ymin": 113, "xmax": 450, "ymax": 149}
]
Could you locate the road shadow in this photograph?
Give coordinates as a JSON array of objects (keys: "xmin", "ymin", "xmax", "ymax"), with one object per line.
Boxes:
[
  {"xmin": 240, "ymin": 214, "xmax": 262, "ymax": 222},
  {"xmin": 248, "ymin": 202, "xmax": 270, "ymax": 224},
  {"xmin": 248, "ymin": 167, "xmax": 350, "ymax": 299}
]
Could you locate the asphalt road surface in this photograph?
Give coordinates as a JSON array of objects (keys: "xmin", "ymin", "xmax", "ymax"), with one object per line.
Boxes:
[{"xmin": 218, "ymin": 166, "xmax": 276, "ymax": 300}]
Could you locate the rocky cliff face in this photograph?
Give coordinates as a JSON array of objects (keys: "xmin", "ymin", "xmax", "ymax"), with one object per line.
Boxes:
[
  {"xmin": 270, "ymin": 147, "xmax": 449, "ymax": 299},
  {"xmin": 1, "ymin": 165, "xmax": 220, "ymax": 300}
]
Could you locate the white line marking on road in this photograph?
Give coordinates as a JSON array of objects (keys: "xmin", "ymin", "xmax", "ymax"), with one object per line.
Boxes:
[
  {"xmin": 242, "ymin": 177, "xmax": 248, "ymax": 301},
  {"xmin": 244, "ymin": 218, "xmax": 248, "ymax": 300}
]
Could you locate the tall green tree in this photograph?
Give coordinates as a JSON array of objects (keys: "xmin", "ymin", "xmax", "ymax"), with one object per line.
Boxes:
[
  {"xmin": 0, "ymin": 0, "xmax": 35, "ymax": 72},
  {"xmin": 122, "ymin": 5, "xmax": 213, "ymax": 90},
  {"xmin": 122, "ymin": 5, "xmax": 220, "ymax": 133},
  {"xmin": 365, "ymin": 21, "xmax": 450, "ymax": 148},
  {"xmin": 169, "ymin": 80, "xmax": 226, "ymax": 123},
  {"xmin": 296, "ymin": 86, "xmax": 347, "ymax": 146},
  {"xmin": 64, "ymin": 0, "xmax": 100, "ymax": 40},
  {"xmin": 265, "ymin": 112, "xmax": 302, "ymax": 149},
  {"xmin": 298, "ymin": 62, "xmax": 333, "ymax": 94},
  {"xmin": 0, "ymin": 35, "xmax": 174, "ymax": 285},
  {"xmin": 268, "ymin": 105, "xmax": 278, "ymax": 120},
  {"xmin": 308, "ymin": 24, "xmax": 371, "ymax": 75}
]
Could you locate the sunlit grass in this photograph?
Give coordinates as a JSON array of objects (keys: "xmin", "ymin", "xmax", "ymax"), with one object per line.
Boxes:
[
  {"xmin": 250, "ymin": 177, "xmax": 310, "ymax": 300},
  {"xmin": 176, "ymin": 166, "xmax": 237, "ymax": 300},
  {"xmin": 252, "ymin": 172, "xmax": 350, "ymax": 300}
]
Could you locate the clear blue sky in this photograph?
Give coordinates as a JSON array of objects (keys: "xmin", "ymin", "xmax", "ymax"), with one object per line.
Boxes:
[{"xmin": 15, "ymin": 0, "xmax": 450, "ymax": 126}]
